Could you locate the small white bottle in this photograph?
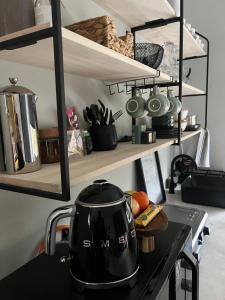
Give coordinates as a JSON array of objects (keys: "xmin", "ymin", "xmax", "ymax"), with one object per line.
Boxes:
[{"xmin": 34, "ymin": 0, "xmax": 52, "ymax": 25}]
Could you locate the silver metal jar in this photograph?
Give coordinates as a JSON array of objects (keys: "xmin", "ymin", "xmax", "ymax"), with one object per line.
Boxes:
[{"xmin": 0, "ymin": 78, "xmax": 41, "ymax": 174}]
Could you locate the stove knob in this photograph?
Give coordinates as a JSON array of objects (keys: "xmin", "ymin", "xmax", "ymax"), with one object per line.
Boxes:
[{"xmin": 203, "ymin": 226, "xmax": 210, "ymax": 236}]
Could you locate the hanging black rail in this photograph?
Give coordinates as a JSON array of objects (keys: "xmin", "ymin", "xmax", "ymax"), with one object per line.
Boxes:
[
  {"xmin": 107, "ymin": 0, "xmax": 209, "ymax": 144},
  {"xmin": 130, "ymin": 0, "xmax": 184, "ymax": 145}
]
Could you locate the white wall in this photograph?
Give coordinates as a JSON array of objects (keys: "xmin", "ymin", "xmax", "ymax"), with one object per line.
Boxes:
[
  {"xmin": 0, "ymin": 0, "xmax": 172, "ymax": 279},
  {"xmin": 182, "ymin": 0, "xmax": 225, "ymax": 169}
]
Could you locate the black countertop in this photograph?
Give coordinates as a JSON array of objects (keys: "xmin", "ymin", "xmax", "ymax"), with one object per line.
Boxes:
[{"xmin": 0, "ymin": 222, "xmax": 191, "ymax": 300}]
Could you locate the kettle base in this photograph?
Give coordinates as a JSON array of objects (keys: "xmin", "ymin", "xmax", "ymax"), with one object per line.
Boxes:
[{"xmin": 71, "ymin": 266, "xmax": 139, "ymax": 293}]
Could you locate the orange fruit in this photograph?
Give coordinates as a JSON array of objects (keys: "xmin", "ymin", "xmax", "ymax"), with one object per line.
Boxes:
[
  {"xmin": 132, "ymin": 191, "xmax": 150, "ymax": 212},
  {"xmin": 131, "ymin": 198, "xmax": 140, "ymax": 217}
]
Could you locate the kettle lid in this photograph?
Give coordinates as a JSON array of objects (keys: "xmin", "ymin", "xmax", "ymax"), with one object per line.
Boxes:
[
  {"xmin": 0, "ymin": 77, "xmax": 35, "ymax": 95},
  {"xmin": 77, "ymin": 180, "xmax": 124, "ymax": 206}
]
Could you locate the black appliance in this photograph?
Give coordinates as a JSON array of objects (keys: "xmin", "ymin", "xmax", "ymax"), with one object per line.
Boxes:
[
  {"xmin": 152, "ymin": 115, "xmax": 179, "ymax": 139},
  {"xmin": 182, "ymin": 169, "xmax": 225, "ymax": 208},
  {"xmin": 45, "ymin": 180, "xmax": 139, "ymax": 291},
  {"xmin": 136, "ymin": 152, "xmax": 209, "ymax": 261},
  {"xmin": 169, "ymin": 154, "xmax": 198, "ymax": 194},
  {"xmin": 0, "ymin": 222, "xmax": 199, "ymax": 300}
]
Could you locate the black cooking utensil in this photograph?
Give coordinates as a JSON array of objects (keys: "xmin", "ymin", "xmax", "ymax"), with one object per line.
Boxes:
[
  {"xmin": 95, "ymin": 104, "xmax": 102, "ymax": 123},
  {"xmin": 90, "ymin": 104, "xmax": 100, "ymax": 125},
  {"xmin": 98, "ymin": 99, "xmax": 106, "ymax": 113},
  {"xmin": 87, "ymin": 106, "xmax": 96, "ymax": 125},
  {"xmin": 103, "ymin": 108, "xmax": 109, "ymax": 125},
  {"xmin": 83, "ymin": 109, "xmax": 92, "ymax": 125},
  {"xmin": 99, "ymin": 108, "xmax": 105, "ymax": 125},
  {"xmin": 113, "ymin": 110, "xmax": 123, "ymax": 122},
  {"xmin": 109, "ymin": 110, "xmax": 114, "ymax": 125}
]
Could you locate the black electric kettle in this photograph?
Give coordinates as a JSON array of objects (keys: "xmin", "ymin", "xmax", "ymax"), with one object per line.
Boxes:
[{"xmin": 45, "ymin": 180, "xmax": 139, "ymax": 291}]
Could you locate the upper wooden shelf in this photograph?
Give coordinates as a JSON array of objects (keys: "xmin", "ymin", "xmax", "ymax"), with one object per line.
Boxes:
[
  {"xmin": 0, "ymin": 24, "xmax": 163, "ymax": 82},
  {"xmin": 93, "ymin": 0, "xmax": 205, "ymax": 58},
  {"xmin": 0, "ymin": 131, "xmax": 201, "ymax": 194},
  {"xmin": 0, "ymin": 24, "xmax": 205, "ymax": 96}
]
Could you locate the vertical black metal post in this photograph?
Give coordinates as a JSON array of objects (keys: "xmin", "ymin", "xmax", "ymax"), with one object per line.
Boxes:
[
  {"xmin": 132, "ymin": 87, "xmax": 137, "ymax": 126},
  {"xmin": 52, "ymin": 0, "xmax": 70, "ymax": 201},
  {"xmin": 204, "ymin": 39, "xmax": 209, "ymax": 129},
  {"xmin": 196, "ymin": 32, "xmax": 210, "ymax": 129},
  {"xmin": 178, "ymin": 0, "xmax": 184, "ymax": 146},
  {"xmin": 169, "ymin": 268, "xmax": 177, "ymax": 300}
]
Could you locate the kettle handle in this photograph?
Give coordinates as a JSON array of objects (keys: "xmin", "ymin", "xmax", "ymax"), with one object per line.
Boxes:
[{"xmin": 45, "ymin": 205, "xmax": 74, "ymax": 256}]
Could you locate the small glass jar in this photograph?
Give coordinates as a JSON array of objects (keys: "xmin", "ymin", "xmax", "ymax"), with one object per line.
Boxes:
[
  {"xmin": 39, "ymin": 128, "xmax": 60, "ymax": 164},
  {"xmin": 34, "ymin": 0, "xmax": 52, "ymax": 26}
]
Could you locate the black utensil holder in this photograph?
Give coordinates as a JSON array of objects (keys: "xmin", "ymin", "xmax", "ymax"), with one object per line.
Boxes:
[{"xmin": 90, "ymin": 125, "xmax": 118, "ymax": 151}]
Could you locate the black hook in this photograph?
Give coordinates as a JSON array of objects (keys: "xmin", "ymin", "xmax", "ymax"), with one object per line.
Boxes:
[
  {"xmin": 117, "ymin": 83, "xmax": 124, "ymax": 93},
  {"xmin": 108, "ymin": 85, "xmax": 116, "ymax": 95},
  {"xmin": 125, "ymin": 81, "xmax": 132, "ymax": 94}
]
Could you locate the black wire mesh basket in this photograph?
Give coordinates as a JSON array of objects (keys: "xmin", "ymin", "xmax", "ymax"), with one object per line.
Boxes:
[{"xmin": 135, "ymin": 43, "xmax": 164, "ymax": 69}]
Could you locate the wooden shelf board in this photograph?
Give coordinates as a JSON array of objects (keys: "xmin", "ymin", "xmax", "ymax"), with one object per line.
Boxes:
[
  {"xmin": 139, "ymin": 23, "xmax": 205, "ymax": 59},
  {"xmin": 0, "ymin": 25, "xmax": 162, "ymax": 82},
  {"xmin": 175, "ymin": 83, "xmax": 204, "ymax": 97},
  {"xmin": 93, "ymin": 0, "xmax": 175, "ymax": 27},
  {"xmin": 0, "ymin": 25, "xmax": 204, "ymax": 95},
  {"xmin": 0, "ymin": 130, "xmax": 201, "ymax": 194},
  {"xmin": 180, "ymin": 130, "xmax": 202, "ymax": 142},
  {"xmin": 93, "ymin": 0, "xmax": 205, "ymax": 58}
]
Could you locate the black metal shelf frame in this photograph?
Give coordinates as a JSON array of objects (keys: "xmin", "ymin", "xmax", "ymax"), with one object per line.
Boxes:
[
  {"xmin": 106, "ymin": 0, "xmax": 209, "ymax": 145},
  {"xmin": 0, "ymin": 0, "xmax": 70, "ymax": 201},
  {"xmin": 0, "ymin": 0, "xmax": 209, "ymax": 201}
]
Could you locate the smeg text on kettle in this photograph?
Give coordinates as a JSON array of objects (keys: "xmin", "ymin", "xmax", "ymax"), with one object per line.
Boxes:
[{"xmin": 83, "ymin": 230, "xmax": 136, "ymax": 248}]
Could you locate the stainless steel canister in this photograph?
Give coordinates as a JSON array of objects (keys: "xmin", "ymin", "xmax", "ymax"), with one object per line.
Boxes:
[{"xmin": 0, "ymin": 78, "xmax": 40, "ymax": 174}]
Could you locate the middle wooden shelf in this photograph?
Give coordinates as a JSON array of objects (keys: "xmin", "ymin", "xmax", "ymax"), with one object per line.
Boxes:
[
  {"xmin": 0, "ymin": 25, "xmax": 204, "ymax": 96},
  {"xmin": 0, "ymin": 130, "xmax": 201, "ymax": 194}
]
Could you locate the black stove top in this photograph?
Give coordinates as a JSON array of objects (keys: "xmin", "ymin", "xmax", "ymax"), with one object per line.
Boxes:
[{"xmin": 0, "ymin": 222, "xmax": 192, "ymax": 300}]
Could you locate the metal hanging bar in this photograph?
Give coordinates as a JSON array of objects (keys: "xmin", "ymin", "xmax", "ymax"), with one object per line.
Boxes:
[
  {"xmin": 181, "ymin": 54, "xmax": 208, "ymax": 61},
  {"xmin": 131, "ymin": 17, "xmax": 181, "ymax": 32},
  {"xmin": 52, "ymin": 0, "xmax": 70, "ymax": 201},
  {"xmin": 196, "ymin": 32, "xmax": 210, "ymax": 129},
  {"xmin": 0, "ymin": 28, "xmax": 54, "ymax": 51},
  {"xmin": 177, "ymin": 0, "xmax": 184, "ymax": 146}
]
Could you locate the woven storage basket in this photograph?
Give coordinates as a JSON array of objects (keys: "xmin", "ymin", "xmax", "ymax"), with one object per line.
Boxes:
[{"xmin": 66, "ymin": 16, "xmax": 134, "ymax": 59}]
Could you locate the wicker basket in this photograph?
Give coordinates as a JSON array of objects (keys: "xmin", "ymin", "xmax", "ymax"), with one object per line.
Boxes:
[{"xmin": 66, "ymin": 16, "xmax": 134, "ymax": 59}]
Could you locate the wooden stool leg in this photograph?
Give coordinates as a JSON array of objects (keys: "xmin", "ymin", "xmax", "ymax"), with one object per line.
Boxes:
[{"xmin": 138, "ymin": 236, "xmax": 155, "ymax": 253}]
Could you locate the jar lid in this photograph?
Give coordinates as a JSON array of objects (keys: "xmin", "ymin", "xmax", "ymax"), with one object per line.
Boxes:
[
  {"xmin": 0, "ymin": 78, "xmax": 35, "ymax": 95},
  {"xmin": 76, "ymin": 180, "xmax": 124, "ymax": 206},
  {"xmin": 39, "ymin": 127, "xmax": 59, "ymax": 139}
]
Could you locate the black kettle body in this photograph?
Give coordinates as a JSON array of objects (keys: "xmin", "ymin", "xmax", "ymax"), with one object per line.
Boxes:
[{"xmin": 45, "ymin": 180, "xmax": 139, "ymax": 291}]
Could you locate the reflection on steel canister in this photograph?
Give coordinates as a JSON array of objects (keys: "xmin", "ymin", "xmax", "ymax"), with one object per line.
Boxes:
[{"xmin": 0, "ymin": 78, "xmax": 40, "ymax": 174}]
